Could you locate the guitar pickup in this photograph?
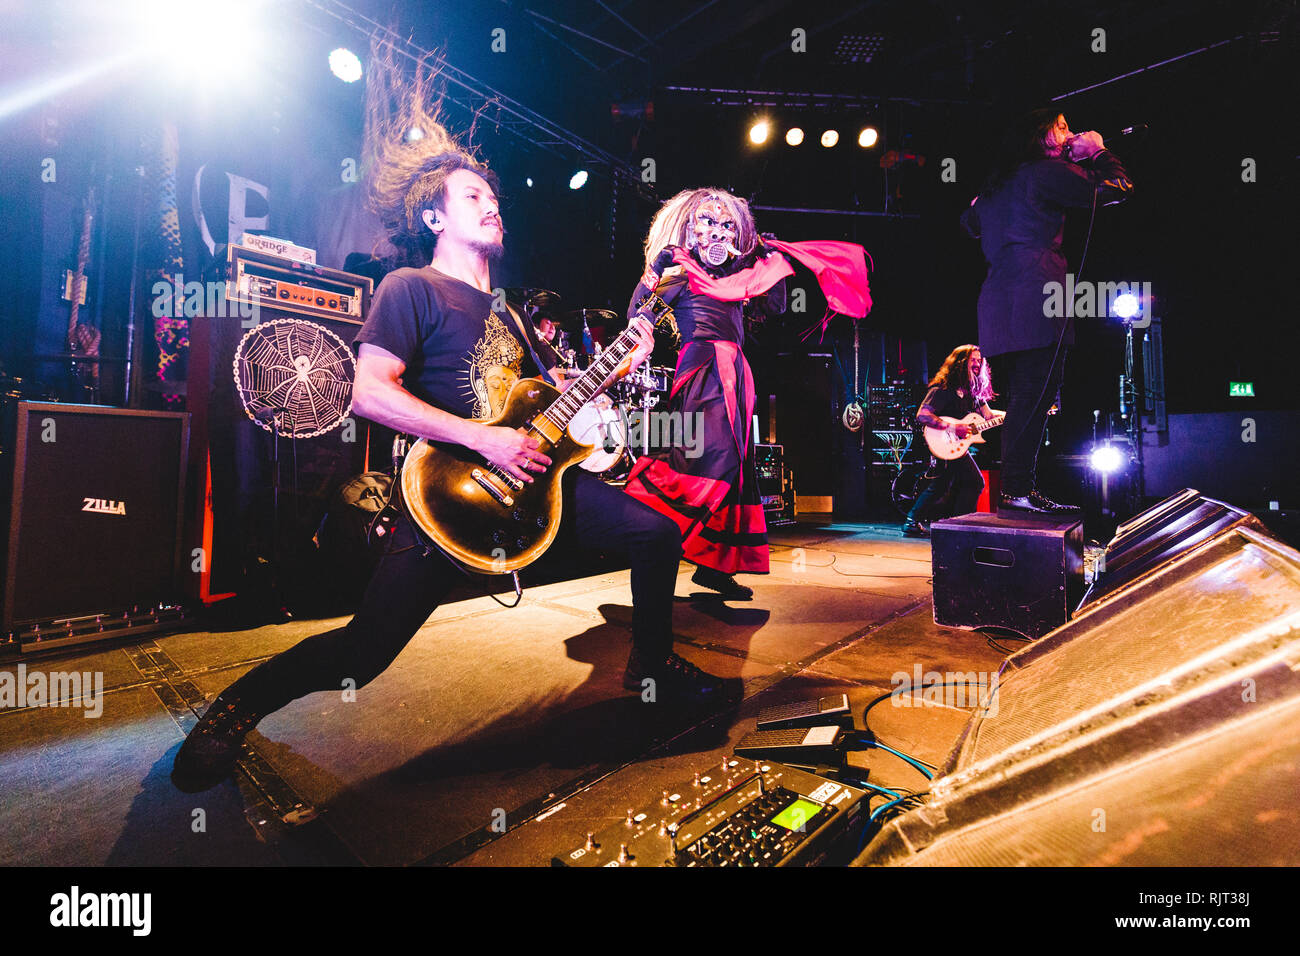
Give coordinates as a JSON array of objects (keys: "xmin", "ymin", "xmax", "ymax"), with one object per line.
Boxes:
[{"xmin": 471, "ymin": 468, "xmax": 515, "ymax": 506}]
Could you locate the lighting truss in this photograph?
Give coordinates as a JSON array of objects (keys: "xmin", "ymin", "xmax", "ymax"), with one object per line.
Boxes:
[{"xmin": 299, "ymin": 0, "xmax": 653, "ymax": 199}]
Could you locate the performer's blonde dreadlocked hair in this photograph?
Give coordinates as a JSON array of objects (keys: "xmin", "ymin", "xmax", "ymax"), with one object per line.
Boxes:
[{"xmin": 363, "ymin": 34, "xmax": 499, "ymax": 261}]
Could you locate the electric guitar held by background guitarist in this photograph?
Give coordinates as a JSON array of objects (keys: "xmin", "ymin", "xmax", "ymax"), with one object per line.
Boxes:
[
  {"xmin": 923, "ymin": 410, "xmax": 1005, "ymax": 460},
  {"xmin": 902, "ymin": 345, "xmax": 1002, "ymax": 539}
]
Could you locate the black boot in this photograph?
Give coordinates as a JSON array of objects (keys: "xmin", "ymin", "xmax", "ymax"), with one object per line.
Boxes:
[
  {"xmin": 691, "ymin": 566, "xmax": 753, "ymax": 600},
  {"xmin": 901, "ymin": 518, "xmax": 930, "ymax": 538},
  {"xmin": 171, "ymin": 695, "xmax": 263, "ymax": 793},
  {"xmin": 623, "ymin": 649, "xmax": 742, "ymax": 708},
  {"xmin": 1000, "ymin": 490, "xmax": 1082, "ymax": 514}
]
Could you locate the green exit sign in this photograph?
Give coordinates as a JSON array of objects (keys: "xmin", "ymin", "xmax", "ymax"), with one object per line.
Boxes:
[{"xmin": 1229, "ymin": 382, "xmax": 1255, "ymax": 397}]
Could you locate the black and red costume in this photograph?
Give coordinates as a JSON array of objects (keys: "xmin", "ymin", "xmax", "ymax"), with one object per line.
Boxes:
[{"xmin": 623, "ymin": 239, "xmax": 871, "ymax": 576}]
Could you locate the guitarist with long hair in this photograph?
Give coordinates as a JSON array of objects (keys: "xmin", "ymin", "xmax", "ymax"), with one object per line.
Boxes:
[
  {"xmin": 902, "ymin": 345, "xmax": 1002, "ymax": 538},
  {"xmin": 172, "ymin": 42, "xmax": 736, "ymax": 793}
]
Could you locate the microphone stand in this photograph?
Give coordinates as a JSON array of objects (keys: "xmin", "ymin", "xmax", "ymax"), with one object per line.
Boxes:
[{"xmin": 260, "ymin": 407, "xmax": 291, "ymax": 622}]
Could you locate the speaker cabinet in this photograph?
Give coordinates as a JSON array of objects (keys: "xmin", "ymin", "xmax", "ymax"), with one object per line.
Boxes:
[
  {"xmin": 931, "ymin": 512, "xmax": 1084, "ymax": 639},
  {"xmin": 857, "ymin": 521, "xmax": 1300, "ymax": 866},
  {"xmin": 189, "ymin": 310, "xmax": 379, "ymax": 602},
  {"xmin": 2, "ymin": 402, "xmax": 188, "ymax": 629},
  {"xmin": 1079, "ymin": 488, "xmax": 1259, "ymax": 609}
]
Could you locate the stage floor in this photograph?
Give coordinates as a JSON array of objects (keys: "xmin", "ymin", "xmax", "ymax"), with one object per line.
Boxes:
[{"xmin": 0, "ymin": 519, "xmax": 1011, "ymax": 867}]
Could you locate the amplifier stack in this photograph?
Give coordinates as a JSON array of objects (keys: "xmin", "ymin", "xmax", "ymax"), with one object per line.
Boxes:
[
  {"xmin": 754, "ymin": 443, "xmax": 795, "ymax": 527},
  {"xmin": 185, "ymin": 244, "xmax": 379, "ymax": 609}
]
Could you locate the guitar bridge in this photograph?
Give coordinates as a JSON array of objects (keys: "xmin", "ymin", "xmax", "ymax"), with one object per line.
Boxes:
[{"xmin": 471, "ymin": 468, "xmax": 516, "ymax": 507}]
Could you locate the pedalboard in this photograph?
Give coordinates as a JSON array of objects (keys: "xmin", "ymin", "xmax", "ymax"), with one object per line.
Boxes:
[{"xmin": 554, "ymin": 757, "xmax": 866, "ymax": 867}]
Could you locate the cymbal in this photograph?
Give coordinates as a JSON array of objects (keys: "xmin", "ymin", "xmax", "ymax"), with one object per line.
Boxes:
[
  {"xmin": 504, "ymin": 288, "xmax": 563, "ymax": 313},
  {"xmin": 561, "ymin": 308, "xmax": 623, "ymax": 330}
]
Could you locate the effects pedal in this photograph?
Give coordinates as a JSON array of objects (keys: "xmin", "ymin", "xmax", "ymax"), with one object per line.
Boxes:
[
  {"xmin": 553, "ymin": 757, "xmax": 867, "ymax": 867},
  {"xmin": 734, "ymin": 725, "xmax": 844, "ymax": 763},
  {"xmin": 756, "ymin": 693, "xmax": 853, "ymax": 730}
]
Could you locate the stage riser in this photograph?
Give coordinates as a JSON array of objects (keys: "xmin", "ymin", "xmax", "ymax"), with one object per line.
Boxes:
[{"xmin": 931, "ymin": 512, "xmax": 1084, "ymax": 639}]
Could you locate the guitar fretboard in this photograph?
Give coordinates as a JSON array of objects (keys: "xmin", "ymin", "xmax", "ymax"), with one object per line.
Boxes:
[{"xmin": 539, "ymin": 326, "xmax": 639, "ymax": 431}]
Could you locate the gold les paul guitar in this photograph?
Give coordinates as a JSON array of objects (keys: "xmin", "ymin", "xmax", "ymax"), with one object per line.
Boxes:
[{"xmin": 401, "ymin": 321, "xmax": 645, "ymax": 573}]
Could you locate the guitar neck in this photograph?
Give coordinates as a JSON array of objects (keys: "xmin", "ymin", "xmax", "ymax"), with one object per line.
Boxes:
[
  {"xmin": 974, "ymin": 413, "xmax": 1005, "ymax": 433},
  {"xmin": 541, "ymin": 326, "xmax": 639, "ymax": 430}
]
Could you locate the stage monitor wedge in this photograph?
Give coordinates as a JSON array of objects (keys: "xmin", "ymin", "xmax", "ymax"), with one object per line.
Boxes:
[
  {"xmin": 1078, "ymin": 488, "xmax": 1260, "ymax": 610},
  {"xmin": 856, "ymin": 521, "xmax": 1300, "ymax": 866}
]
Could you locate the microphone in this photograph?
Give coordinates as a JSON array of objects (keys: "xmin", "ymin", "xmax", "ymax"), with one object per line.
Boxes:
[{"xmin": 253, "ymin": 405, "xmax": 286, "ymax": 423}]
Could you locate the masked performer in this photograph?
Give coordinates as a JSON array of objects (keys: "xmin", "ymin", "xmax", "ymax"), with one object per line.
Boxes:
[{"xmin": 624, "ymin": 188, "xmax": 872, "ymax": 599}]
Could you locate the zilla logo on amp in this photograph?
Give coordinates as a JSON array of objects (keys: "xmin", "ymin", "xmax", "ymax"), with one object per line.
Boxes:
[{"xmin": 82, "ymin": 498, "xmax": 126, "ymax": 516}]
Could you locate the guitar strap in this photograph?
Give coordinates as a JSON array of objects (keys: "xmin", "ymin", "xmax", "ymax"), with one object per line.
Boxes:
[{"xmin": 501, "ymin": 303, "xmax": 559, "ymax": 388}]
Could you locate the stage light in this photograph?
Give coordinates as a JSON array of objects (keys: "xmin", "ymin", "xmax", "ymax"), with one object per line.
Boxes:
[
  {"xmin": 329, "ymin": 48, "xmax": 362, "ymax": 83},
  {"xmin": 1089, "ymin": 444, "xmax": 1124, "ymax": 473},
  {"xmin": 407, "ymin": 127, "xmax": 425, "ymax": 142},
  {"xmin": 749, "ymin": 121, "xmax": 770, "ymax": 145},
  {"xmin": 1111, "ymin": 292, "xmax": 1140, "ymax": 319},
  {"xmin": 858, "ymin": 126, "xmax": 878, "ymax": 148},
  {"xmin": 569, "ymin": 170, "xmax": 588, "ymax": 190},
  {"xmin": 821, "ymin": 129, "xmax": 839, "ymax": 148},
  {"xmin": 525, "ymin": 177, "xmax": 534, "ymax": 188},
  {"xmin": 785, "ymin": 127, "xmax": 804, "ymax": 146},
  {"xmin": 135, "ymin": 0, "xmax": 264, "ymax": 74}
]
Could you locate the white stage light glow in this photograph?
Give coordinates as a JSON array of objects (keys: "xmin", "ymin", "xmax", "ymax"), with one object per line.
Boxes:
[
  {"xmin": 1111, "ymin": 292, "xmax": 1140, "ymax": 319},
  {"xmin": 329, "ymin": 48, "xmax": 362, "ymax": 83},
  {"xmin": 1089, "ymin": 444, "xmax": 1123, "ymax": 473}
]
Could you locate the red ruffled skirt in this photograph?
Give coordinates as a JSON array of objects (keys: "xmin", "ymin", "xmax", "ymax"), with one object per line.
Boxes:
[{"xmin": 624, "ymin": 339, "xmax": 769, "ymax": 574}]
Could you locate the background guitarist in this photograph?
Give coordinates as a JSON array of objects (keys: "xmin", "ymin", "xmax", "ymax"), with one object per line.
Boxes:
[
  {"xmin": 902, "ymin": 345, "xmax": 1001, "ymax": 539},
  {"xmin": 172, "ymin": 43, "xmax": 737, "ymax": 793}
]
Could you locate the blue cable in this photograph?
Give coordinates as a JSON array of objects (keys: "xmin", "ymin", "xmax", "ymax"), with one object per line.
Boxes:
[{"xmin": 865, "ymin": 741, "xmax": 935, "ymax": 780}]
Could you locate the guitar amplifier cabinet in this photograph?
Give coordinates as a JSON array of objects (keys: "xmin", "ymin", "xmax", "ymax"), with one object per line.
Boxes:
[
  {"xmin": 187, "ymin": 250, "xmax": 383, "ymax": 608},
  {"xmin": 932, "ymin": 512, "xmax": 1084, "ymax": 639},
  {"xmin": 755, "ymin": 443, "xmax": 795, "ymax": 527},
  {"xmin": 2, "ymin": 403, "xmax": 188, "ymax": 632}
]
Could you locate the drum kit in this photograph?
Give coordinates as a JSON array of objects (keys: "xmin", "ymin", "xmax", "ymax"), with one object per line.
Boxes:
[{"xmin": 507, "ymin": 289, "xmax": 677, "ymax": 482}]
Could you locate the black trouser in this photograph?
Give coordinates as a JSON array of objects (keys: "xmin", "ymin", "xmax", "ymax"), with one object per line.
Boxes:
[
  {"xmin": 223, "ymin": 470, "xmax": 683, "ymax": 716},
  {"xmin": 997, "ymin": 344, "xmax": 1070, "ymax": 498},
  {"xmin": 907, "ymin": 453, "xmax": 984, "ymax": 523}
]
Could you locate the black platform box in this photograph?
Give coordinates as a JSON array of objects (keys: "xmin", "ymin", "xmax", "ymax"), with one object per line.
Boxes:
[{"xmin": 931, "ymin": 512, "xmax": 1084, "ymax": 639}]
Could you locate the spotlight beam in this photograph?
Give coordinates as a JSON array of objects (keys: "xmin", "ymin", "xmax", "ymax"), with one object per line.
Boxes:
[{"xmin": 0, "ymin": 49, "xmax": 136, "ymax": 122}]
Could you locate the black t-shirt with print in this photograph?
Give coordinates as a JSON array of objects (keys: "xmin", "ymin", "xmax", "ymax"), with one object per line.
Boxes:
[
  {"xmin": 919, "ymin": 385, "xmax": 977, "ymax": 423},
  {"xmin": 354, "ymin": 266, "xmax": 545, "ymax": 421}
]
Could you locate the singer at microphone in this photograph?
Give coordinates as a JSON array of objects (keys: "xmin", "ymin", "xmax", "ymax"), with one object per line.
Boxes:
[{"xmin": 960, "ymin": 109, "xmax": 1134, "ymax": 515}]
